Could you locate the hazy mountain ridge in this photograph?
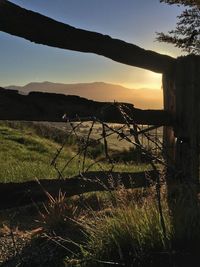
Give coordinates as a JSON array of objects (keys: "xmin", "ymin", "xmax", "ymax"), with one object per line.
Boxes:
[{"xmin": 6, "ymin": 81, "xmax": 163, "ymax": 109}]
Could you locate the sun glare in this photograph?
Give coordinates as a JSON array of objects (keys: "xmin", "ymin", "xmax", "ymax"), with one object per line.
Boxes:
[
  {"xmin": 146, "ymin": 71, "xmax": 162, "ymax": 88},
  {"xmin": 121, "ymin": 70, "xmax": 162, "ymax": 90}
]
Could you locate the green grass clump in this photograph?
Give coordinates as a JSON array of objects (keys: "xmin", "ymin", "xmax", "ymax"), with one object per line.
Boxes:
[
  {"xmin": 68, "ymin": 184, "xmax": 200, "ymax": 267},
  {"xmin": 82, "ymin": 191, "xmax": 172, "ymax": 266},
  {"xmin": 38, "ymin": 190, "xmax": 81, "ymax": 235}
]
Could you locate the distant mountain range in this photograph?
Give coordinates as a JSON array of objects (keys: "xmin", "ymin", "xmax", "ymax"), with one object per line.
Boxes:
[{"xmin": 5, "ymin": 81, "xmax": 163, "ymax": 109}]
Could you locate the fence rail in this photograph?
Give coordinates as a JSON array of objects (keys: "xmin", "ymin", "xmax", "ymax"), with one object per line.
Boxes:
[
  {"xmin": 0, "ymin": 88, "xmax": 172, "ymax": 126},
  {"xmin": 0, "ymin": 170, "xmax": 158, "ymax": 210}
]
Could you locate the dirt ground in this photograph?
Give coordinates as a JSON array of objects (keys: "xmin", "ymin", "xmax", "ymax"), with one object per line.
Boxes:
[{"xmin": 0, "ymin": 206, "xmax": 68, "ymax": 267}]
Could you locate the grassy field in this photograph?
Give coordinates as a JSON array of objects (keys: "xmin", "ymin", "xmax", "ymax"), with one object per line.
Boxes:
[
  {"xmin": 0, "ymin": 121, "xmax": 149, "ymax": 183},
  {"xmin": 0, "ymin": 121, "xmax": 200, "ymax": 266},
  {"xmin": 44, "ymin": 121, "xmax": 163, "ymax": 152}
]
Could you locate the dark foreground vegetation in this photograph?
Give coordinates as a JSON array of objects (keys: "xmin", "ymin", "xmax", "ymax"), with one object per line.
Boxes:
[
  {"xmin": 1, "ymin": 184, "xmax": 200, "ymax": 267},
  {"xmin": 0, "ymin": 121, "xmax": 200, "ymax": 266}
]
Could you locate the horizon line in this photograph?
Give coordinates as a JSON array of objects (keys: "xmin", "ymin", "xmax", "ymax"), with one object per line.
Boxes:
[{"xmin": 2, "ymin": 80, "xmax": 162, "ymax": 91}]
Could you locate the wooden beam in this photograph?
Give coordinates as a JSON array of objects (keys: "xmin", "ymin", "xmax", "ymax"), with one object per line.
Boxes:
[
  {"xmin": 0, "ymin": 1, "xmax": 175, "ymax": 73},
  {"xmin": 0, "ymin": 170, "xmax": 158, "ymax": 210},
  {"xmin": 0, "ymin": 88, "xmax": 173, "ymax": 126}
]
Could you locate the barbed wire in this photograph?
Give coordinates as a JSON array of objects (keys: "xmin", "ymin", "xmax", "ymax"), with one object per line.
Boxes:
[{"xmin": 51, "ymin": 101, "xmax": 169, "ymax": 250}]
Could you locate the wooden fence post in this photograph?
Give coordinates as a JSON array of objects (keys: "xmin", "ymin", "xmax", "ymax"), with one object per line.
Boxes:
[
  {"xmin": 174, "ymin": 55, "xmax": 200, "ymax": 183},
  {"xmin": 162, "ymin": 68, "xmax": 176, "ymax": 173},
  {"xmin": 163, "ymin": 55, "xmax": 200, "ymax": 183}
]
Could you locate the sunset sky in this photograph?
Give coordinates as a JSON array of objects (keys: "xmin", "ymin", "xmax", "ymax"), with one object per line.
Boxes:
[{"xmin": 0, "ymin": 0, "xmax": 184, "ymax": 89}]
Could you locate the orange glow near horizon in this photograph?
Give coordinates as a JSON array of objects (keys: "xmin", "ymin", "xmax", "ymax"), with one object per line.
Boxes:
[{"xmin": 118, "ymin": 70, "xmax": 162, "ymax": 90}]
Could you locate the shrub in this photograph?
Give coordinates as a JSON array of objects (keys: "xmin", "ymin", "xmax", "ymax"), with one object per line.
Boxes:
[{"xmin": 38, "ymin": 190, "xmax": 81, "ymax": 235}]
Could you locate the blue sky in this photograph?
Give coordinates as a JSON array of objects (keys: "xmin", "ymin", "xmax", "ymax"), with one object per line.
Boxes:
[{"xmin": 0, "ymin": 0, "xmax": 184, "ymax": 88}]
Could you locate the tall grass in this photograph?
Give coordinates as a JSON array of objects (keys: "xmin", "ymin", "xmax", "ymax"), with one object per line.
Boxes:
[
  {"xmin": 80, "ymin": 187, "xmax": 171, "ymax": 266},
  {"xmin": 67, "ymin": 184, "xmax": 200, "ymax": 266}
]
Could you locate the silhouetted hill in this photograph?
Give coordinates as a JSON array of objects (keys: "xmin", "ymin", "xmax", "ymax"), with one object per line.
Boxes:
[{"xmin": 6, "ymin": 82, "xmax": 163, "ymax": 109}]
